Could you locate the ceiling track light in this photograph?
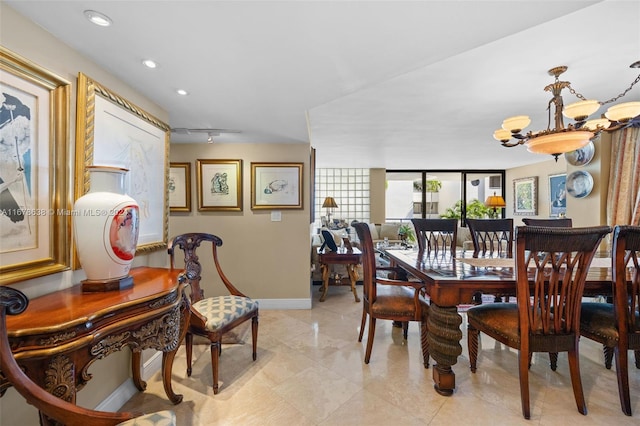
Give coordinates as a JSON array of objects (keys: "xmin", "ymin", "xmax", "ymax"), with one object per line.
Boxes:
[
  {"xmin": 171, "ymin": 128, "xmax": 242, "ymax": 143},
  {"xmin": 494, "ymin": 61, "xmax": 640, "ymax": 161}
]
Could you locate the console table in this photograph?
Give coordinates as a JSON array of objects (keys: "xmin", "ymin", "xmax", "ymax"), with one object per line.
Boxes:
[
  {"xmin": 0, "ymin": 267, "xmax": 189, "ymax": 421},
  {"xmin": 318, "ymin": 248, "xmax": 362, "ymax": 302}
]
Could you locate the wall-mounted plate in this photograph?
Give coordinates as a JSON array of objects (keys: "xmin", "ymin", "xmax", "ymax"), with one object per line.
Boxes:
[
  {"xmin": 566, "ymin": 170, "xmax": 593, "ymax": 198},
  {"xmin": 565, "ymin": 141, "xmax": 595, "ymax": 167}
]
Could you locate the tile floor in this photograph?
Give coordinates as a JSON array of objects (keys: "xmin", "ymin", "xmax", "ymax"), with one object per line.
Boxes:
[{"xmin": 121, "ymin": 284, "xmax": 640, "ymax": 425}]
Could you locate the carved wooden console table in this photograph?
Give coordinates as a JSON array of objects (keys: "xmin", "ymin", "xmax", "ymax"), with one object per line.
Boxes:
[{"xmin": 0, "ymin": 267, "xmax": 189, "ymax": 417}]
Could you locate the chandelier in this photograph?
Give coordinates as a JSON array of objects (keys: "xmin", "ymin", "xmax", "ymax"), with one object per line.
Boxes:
[{"xmin": 494, "ymin": 62, "xmax": 640, "ymax": 161}]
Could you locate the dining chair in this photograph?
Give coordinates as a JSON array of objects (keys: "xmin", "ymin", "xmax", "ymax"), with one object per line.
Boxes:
[
  {"xmin": 411, "ymin": 218, "xmax": 458, "ymax": 257},
  {"xmin": 466, "ymin": 225, "xmax": 612, "ymax": 419},
  {"xmin": 580, "ymin": 225, "xmax": 640, "ymax": 416},
  {"xmin": 466, "ymin": 218, "xmax": 514, "ymax": 258},
  {"xmin": 353, "ymin": 222, "xmax": 430, "ymax": 367},
  {"xmin": 522, "ymin": 218, "xmax": 573, "ymax": 227},
  {"xmin": 168, "ymin": 233, "xmax": 259, "ymax": 394},
  {"xmin": 0, "ymin": 287, "xmax": 176, "ymax": 426}
]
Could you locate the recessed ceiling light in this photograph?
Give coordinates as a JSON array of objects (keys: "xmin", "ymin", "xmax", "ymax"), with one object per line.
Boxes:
[
  {"xmin": 142, "ymin": 59, "xmax": 157, "ymax": 69},
  {"xmin": 84, "ymin": 10, "xmax": 112, "ymax": 27},
  {"xmin": 176, "ymin": 89, "xmax": 188, "ymax": 96}
]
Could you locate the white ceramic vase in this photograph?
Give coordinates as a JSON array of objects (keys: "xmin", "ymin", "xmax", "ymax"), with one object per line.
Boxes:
[{"xmin": 73, "ymin": 166, "xmax": 140, "ymax": 283}]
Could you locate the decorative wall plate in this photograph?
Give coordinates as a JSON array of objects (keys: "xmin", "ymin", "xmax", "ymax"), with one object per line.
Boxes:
[
  {"xmin": 566, "ymin": 170, "xmax": 593, "ymax": 198},
  {"xmin": 565, "ymin": 141, "xmax": 595, "ymax": 166}
]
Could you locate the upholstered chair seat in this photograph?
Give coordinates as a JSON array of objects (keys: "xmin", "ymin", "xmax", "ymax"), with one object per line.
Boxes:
[
  {"xmin": 193, "ymin": 296, "xmax": 259, "ymax": 332},
  {"xmin": 580, "ymin": 303, "xmax": 637, "ymax": 349},
  {"xmin": 370, "ymin": 285, "xmax": 428, "ymax": 318}
]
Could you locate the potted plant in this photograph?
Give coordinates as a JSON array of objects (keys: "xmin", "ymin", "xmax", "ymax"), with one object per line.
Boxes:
[{"xmin": 397, "ymin": 224, "xmax": 416, "ymax": 245}]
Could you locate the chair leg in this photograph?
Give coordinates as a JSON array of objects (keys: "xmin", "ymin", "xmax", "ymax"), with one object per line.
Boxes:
[
  {"xmin": 210, "ymin": 340, "xmax": 221, "ymax": 394},
  {"xmin": 614, "ymin": 347, "xmax": 632, "ymax": 416},
  {"xmin": 603, "ymin": 345, "xmax": 614, "ymax": 369},
  {"xmin": 364, "ymin": 317, "xmax": 376, "ymax": 364},
  {"xmin": 358, "ymin": 308, "xmax": 367, "ymax": 342},
  {"xmin": 634, "ymin": 350, "xmax": 640, "ymax": 369},
  {"xmin": 518, "ymin": 349, "xmax": 531, "ymax": 419},
  {"xmin": 402, "ymin": 321, "xmax": 409, "ymax": 340},
  {"xmin": 251, "ymin": 315, "xmax": 259, "ymax": 361},
  {"xmin": 567, "ymin": 346, "xmax": 587, "ymax": 415},
  {"xmin": 186, "ymin": 332, "xmax": 193, "ymax": 377},
  {"xmin": 549, "ymin": 352, "xmax": 558, "ymax": 371},
  {"xmin": 420, "ymin": 319, "xmax": 430, "ymax": 368},
  {"xmin": 467, "ymin": 324, "xmax": 479, "ymax": 373}
]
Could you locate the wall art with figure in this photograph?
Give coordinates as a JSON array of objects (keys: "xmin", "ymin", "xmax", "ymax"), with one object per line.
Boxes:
[{"xmin": 549, "ymin": 173, "xmax": 567, "ymax": 217}]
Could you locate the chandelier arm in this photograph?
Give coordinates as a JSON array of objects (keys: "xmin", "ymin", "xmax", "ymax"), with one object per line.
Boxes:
[{"xmin": 568, "ymin": 73, "xmax": 640, "ymax": 105}]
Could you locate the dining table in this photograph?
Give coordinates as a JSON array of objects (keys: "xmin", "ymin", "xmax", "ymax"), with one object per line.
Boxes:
[{"xmin": 384, "ymin": 248, "xmax": 613, "ymax": 397}]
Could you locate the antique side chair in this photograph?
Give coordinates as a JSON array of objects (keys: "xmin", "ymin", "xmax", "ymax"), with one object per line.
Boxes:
[
  {"xmin": 580, "ymin": 225, "xmax": 640, "ymax": 416},
  {"xmin": 466, "ymin": 225, "xmax": 611, "ymax": 419},
  {"xmin": 168, "ymin": 233, "xmax": 259, "ymax": 394},
  {"xmin": 353, "ymin": 222, "xmax": 430, "ymax": 367},
  {"xmin": 465, "ymin": 218, "xmax": 514, "ymax": 258},
  {"xmin": 0, "ymin": 287, "xmax": 176, "ymax": 426}
]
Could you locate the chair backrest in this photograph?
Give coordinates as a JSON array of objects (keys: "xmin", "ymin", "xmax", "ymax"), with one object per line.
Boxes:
[
  {"xmin": 611, "ymin": 225, "xmax": 640, "ymax": 336},
  {"xmin": 411, "ymin": 218, "xmax": 458, "ymax": 256},
  {"xmin": 354, "ymin": 222, "xmax": 378, "ymax": 303},
  {"xmin": 523, "ymin": 218, "xmax": 573, "ymax": 227},
  {"xmin": 168, "ymin": 233, "xmax": 246, "ymax": 304},
  {"xmin": 466, "ymin": 218, "xmax": 514, "ymax": 258},
  {"xmin": 0, "ymin": 287, "xmax": 140, "ymax": 426},
  {"xmin": 515, "ymin": 225, "xmax": 611, "ymax": 341}
]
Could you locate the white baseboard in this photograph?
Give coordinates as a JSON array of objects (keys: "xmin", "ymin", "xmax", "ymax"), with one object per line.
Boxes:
[{"xmin": 94, "ymin": 378, "xmax": 139, "ymax": 412}]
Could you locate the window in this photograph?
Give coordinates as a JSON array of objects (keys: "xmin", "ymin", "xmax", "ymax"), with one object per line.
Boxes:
[{"xmin": 315, "ymin": 168, "xmax": 370, "ymax": 229}]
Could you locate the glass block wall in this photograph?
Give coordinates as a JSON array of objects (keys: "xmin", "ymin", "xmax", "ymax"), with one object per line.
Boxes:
[{"xmin": 314, "ymin": 168, "xmax": 370, "ymax": 228}]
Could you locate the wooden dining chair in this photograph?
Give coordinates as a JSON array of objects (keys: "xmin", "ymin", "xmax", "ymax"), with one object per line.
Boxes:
[
  {"xmin": 168, "ymin": 233, "xmax": 259, "ymax": 394},
  {"xmin": 580, "ymin": 225, "xmax": 640, "ymax": 416},
  {"xmin": 411, "ymin": 218, "xmax": 458, "ymax": 257},
  {"xmin": 0, "ymin": 287, "xmax": 176, "ymax": 426},
  {"xmin": 466, "ymin": 218, "xmax": 514, "ymax": 258},
  {"xmin": 466, "ymin": 225, "xmax": 612, "ymax": 419},
  {"xmin": 522, "ymin": 218, "xmax": 573, "ymax": 227},
  {"xmin": 353, "ymin": 222, "xmax": 430, "ymax": 367}
]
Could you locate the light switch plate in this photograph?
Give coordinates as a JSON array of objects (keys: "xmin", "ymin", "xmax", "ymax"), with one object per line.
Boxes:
[{"xmin": 271, "ymin": 211, "xmax": 282, "ymax": 221}]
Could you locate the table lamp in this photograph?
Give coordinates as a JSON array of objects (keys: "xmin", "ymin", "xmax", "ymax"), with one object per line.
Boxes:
[
  {"xmin": 322, "ymin": 196, "xmax": 338, "ymax": 226},
  {"xmin": 485, "ymin": 192, "xmax": 506, "ymax": 218}
]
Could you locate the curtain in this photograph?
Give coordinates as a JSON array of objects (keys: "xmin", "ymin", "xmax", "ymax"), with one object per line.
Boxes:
[{"xmin": 607, "ymin": 127, "xmax": 640, "ymax": 226}]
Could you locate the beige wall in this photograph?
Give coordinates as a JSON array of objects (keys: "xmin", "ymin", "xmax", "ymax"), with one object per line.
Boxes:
[
  {"xmin": 369, "ymin": 168, "xmax": 387, "ymax": 223},
  {"xmin": 169, "ymin": 143, "xmax": 312, "ymax": 301}
]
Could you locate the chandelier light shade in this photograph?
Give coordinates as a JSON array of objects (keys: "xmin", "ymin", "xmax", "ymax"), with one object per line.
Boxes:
[{"xmin": 495, "ymin": 62, "xmax": 640, "ymax": 161}]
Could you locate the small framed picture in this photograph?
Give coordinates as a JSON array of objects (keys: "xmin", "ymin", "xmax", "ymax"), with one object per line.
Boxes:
[
  {"xmin": 169, "ymin": 162, "xmax": 192, "ymax": 212},
  {"xmin": 251, "ymin": 162, "xmax": 303, "ymax": 209},
  {"xmin": 513, "ymin": 176, "xmax": 538, "ymax": 216},
  {"xmin": 196, "ymin": 159, "xmax": 243, "ymax": 211},
  {"xmin": 548, "ymin": 173, "xmax": 567, "ymax": 217}
]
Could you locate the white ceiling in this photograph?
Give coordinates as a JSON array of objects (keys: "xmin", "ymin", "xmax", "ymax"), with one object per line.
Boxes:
[{"xmin": 6, "ymin": 1, "xmax": 640, "ymax": 169}]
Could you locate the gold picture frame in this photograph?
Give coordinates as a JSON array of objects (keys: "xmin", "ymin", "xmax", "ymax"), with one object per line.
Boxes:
[
  {"xmin": 75, "ymin": 72, "xmax": 170, "ymax": 262},
  {"xmin": 196, "ymin": 159, "xmax": 243, "ymax": 211},
  {"xmin": 0, "ymin": 47, "xmax": 71, "ymax": 285},
  {"xmin": 169, "ymin": 162, "xmax": 192, "ymax": 212},
  {"xmin": 251, "ymin": 162, "xmax": 303, "ymax": 210}
]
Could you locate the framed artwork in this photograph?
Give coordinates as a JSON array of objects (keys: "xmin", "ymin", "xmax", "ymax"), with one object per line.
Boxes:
[
  {"xmin": 548, "ymin": 173, "xmax": 567, "ymax": 217},
  {"xmin": 169, "ymin": 162, "xmax": 192, "ymax": 212},
  {"xmin": 0, "ymin": 47, "xmax": 71, "ymax": 285},
  {"xmin": 75, "ymin": 72, "xmax": 170, "ymax": 261},
  {"xmin": 251, "ymin": 162, "xmax": 303, "ymax": 209},
  {"xmin": 565, "ymin": 141, "xmax": 595, "ymax": 167},
  {"xmin": 513, "ymin": 176, "xmax": 538, "ymax": 216},
  {"xmin": 196, "ymin": 159, "xmax": 242, "ymax": 211},
  {"xmin": 566, "ymin": 170, "xmax": 594, "ymax": 199}
]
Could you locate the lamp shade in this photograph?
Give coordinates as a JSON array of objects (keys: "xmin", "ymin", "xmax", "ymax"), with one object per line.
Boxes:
[
  {"xmin": 525, "ymin": 131, "xmax": 593, "ymax": 155},
  {"xmin": 605, "ymin": 101, "xmax": 640, "ymax": 123},
  {"xmin": 502, "ymin": 115, "xmax": 531, "ymax": 133},
  {"xmin": 562, "ymin": 100, "xmax": 600, "ymax": 121},
  {"xmin": 485, "ymin": 193, "xmax": 506, "ymax": 208},
  {"xmin": 322, "ymin": 197, "xmax": 338, "ymax": 209}
]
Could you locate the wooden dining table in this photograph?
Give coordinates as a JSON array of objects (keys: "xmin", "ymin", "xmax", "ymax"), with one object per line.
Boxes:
[{"xmin": 384, "ymin": 248, "xmax": 613, "ymax": 397}]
